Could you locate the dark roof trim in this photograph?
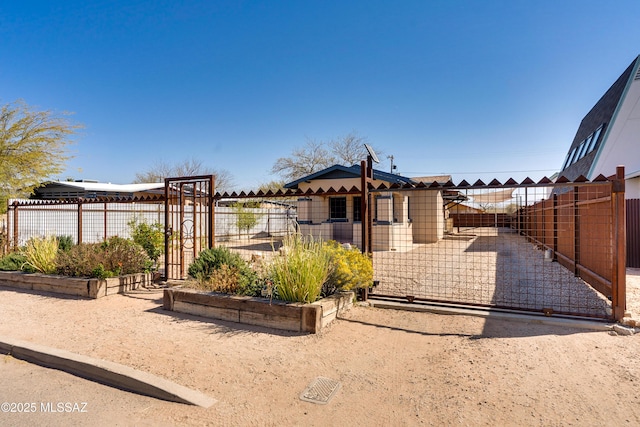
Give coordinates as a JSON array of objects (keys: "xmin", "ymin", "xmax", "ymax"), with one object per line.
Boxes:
[
  {"xmin": 283, "ymin": 164, "xmax": 415, "ymax": 189},
  {"xmin": 588, "ymin": 55, "xmax": 640, "ymax": 177}
]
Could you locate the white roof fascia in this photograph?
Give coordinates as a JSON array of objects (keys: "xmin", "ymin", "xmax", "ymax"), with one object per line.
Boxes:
[{"xmin": 48, "ymin": 181, "xmax": 164, "ymax": 192}]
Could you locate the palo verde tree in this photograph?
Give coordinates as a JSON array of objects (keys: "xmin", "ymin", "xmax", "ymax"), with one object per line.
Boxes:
[
  {"xmin": 0, "ymin": 100, "xmax": 82, "ymax": 213},
  {"xmin": 271, "ymin": 131, "xmax": 382, "ymax": 182},
  {"xmin": 133, "ymin": 158, "xmax": 234, "ymax": 193},
  {"xmin": 232, "ymin": 203, "xmax": 262, "ymax": 238}
]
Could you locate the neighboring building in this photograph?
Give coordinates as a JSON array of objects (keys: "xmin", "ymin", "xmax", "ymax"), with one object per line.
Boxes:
[
  {"xmin": 33, "ymin": 180, "xmax": 165, "ymax": 200},
  {"xmin": 284, "ymin": 164, "xmax": 452, "ymax": 251},
  {"xmin": 559, "ymin": 55, "xmax": 640, "ymax": 198}
]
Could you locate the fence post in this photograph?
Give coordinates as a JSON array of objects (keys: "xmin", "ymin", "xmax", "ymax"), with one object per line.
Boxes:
[
  {"xmin": 164, "ymin": 178, "xmax": 170, "ymax": 280},
  {"xmin": 553, "ymin": 194, "xmax": 558, "ymax": 261},
  {"xmin": 573, "ymin": 187, "xmax": 579, "ymax": 277},
  {"xmin": 103, "ymin": 202, "xmax": 108, "ymax": 241},
  {"xmin": 77, "ymin": 199, "xmax": 83, "ymax": 244},
  {"xmin": 12, "ymin": 202, "xmax": 19, "ymax": 249},
  {"xmin": 612, "ymin": 166, "xmax": 627, "ymax": 321},
  {"xmin": 360, "ymin": 160, "xmax": 369, "ymax": 255},
  {"xmin": 209, "ymin": 175, "xmax": 215, "ymax": 249}
]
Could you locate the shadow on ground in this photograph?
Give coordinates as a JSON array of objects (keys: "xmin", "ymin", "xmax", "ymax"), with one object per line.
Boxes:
[{"xmin": 145, "ymin": 304, "xmax": 306, "ymax": 338}]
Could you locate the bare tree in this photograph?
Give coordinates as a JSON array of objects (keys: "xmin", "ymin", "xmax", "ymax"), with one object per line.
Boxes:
[
  {"xmin": 133, "ymin": 158, "xmax": 234, "ymax": 193},
  {"xmin": 257, "ymin": 180, "xmax": 286, "ymax": 193},
  {"xmin": 329, "ymin": 131, "xmax": 375, "ymax": 166},
  {"xmin": 271, "ymin": 132, "xmax": 381, "ymax": 182},
  {"xmin": 271, "ymin": 139, "xmax": 334, "ymax": 182}
]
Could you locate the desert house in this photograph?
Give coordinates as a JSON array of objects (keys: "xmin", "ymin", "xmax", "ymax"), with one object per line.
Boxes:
[
  {"xmin": 557, "ymin": 54, "xmax": 640, "ymax": 267},
  {"xmin": 558, "ymin": 55, "xmax": 640, "ymax": 197},
  {"xmin": 283, "ymin": 164, "xmax": 456, "ymax": 251}
]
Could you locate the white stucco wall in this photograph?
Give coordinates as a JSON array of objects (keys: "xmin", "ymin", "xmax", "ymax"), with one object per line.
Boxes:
[
  {"xmin": 407, "ymin": 190, "xmax": 444, "ymax": 243},
  {"xmin": 591, "ymin": 76, "xmax": 640, "ymax": 183},
  {"xmin": 626, "ymin": 176, "xmax": 640, "ymax": 199}
]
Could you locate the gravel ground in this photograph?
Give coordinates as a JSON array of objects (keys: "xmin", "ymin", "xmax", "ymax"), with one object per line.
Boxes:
[
  {"xmin": 373, "ymin": 227, "xmax": 611, "ymax": 318},
  {"xmin": 1, "ymin": 284, "xmax": 640, "ymax": 426}
]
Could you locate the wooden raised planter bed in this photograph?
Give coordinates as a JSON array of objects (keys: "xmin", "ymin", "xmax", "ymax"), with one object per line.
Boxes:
[
  {"xmin": 0, "ymin": 271, "xmax": 153, "ymax": 299},
  {"xmin": 163, "ymin": 288, "xmax": 354, "ymax": 334}
]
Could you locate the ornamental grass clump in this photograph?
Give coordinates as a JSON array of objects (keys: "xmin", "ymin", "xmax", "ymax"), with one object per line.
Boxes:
[
  {"xmin": 21, "ymin": 235, "xmax": 59, "ymax": 274},
  {"xmin": 267, "ymin": 233, "xmax": 333, "ymax": 303}
]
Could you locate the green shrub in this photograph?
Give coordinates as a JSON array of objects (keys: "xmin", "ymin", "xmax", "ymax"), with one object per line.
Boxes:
[
  {"xmin": 56, "ymin": 243, "xmax": 103, "ymax": 277},
  {"xmin": 56, "ymin": 235, "xmax": 74, "ymax": 252},
  {"xmin": 324, "ymin": 241, "xmax": 373, "ymax": 292},
  {"xmin": 99, "ymin": 236, "xmax": 152, "ymax": 275},
  {"xmin": 21, "ymin": 235, "xmax": 59, "ymax": 274},
  {"xmin": 0, "ymin": 252, "xmax": 27, "ymax": 271},
  {"xmin": 266, "ymin": 233, "xmax": 332, "ymax": 303},
  {"xmin": 91, "ymin": 263, "xmax": 118, "ymax": 280},
  {"xmin": 188, "ymin": 246, "xmax": 260, "ymax": 296},
  {"xmin": 56, "ymin": 236, "xmax": 151, "ymax": 278},
  {"xmin": 128, "ymin": 219, "xmax": 164, "ymax": 264}
]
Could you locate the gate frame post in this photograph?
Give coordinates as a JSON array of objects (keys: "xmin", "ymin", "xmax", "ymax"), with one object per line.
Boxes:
[
  {"xmin": 360, "ymin": 158, "xmax": 374, "ymax": 256},
  {"xmin": 208, "ymin": 175, "xmax": 215, "ymax": 250},
  {"xmin": 164, "ymin": 177, "xmax": 173, "ymax": 281},
  {"xmin": 612, "ymin": 166, "xmax": 627, "ymax": 321}
]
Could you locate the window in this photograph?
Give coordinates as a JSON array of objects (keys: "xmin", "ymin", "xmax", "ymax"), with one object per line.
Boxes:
[
  {"xmin": 577, "ymin": 140, "xmax": 586, "ymax": 160},
  {"xmin": 353, "ymin": 197, "xmax": 361, "ymax": 221},
  {"xmin": 579, "ymin": 136, "xmax": 592, "ymax": 159},
  {"xmin": 567, "ymin": 147, "xmax": 576, "ymax": 166},
  {"xmin": 561, "ymin": 152, "xmax": 572, "ymax": 171},
  {"xmin": 329, "ymin": 197, "xmax": 347, "ymax": 221},
  {"xmin": 588, "ymin": 125, "xmax": 603, "ymax": 153}
]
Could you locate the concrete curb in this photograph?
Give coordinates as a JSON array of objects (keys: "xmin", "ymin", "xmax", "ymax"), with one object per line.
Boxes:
[
  {"xmin": 0, "ymin": 336, "xmax": 215, "ymax": 408},
  {"xmin": 368, "ymin": 299, "xmax": 615, "ymax": 331}
]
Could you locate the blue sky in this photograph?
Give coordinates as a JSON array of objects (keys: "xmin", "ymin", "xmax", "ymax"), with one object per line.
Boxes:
[{"xmin": 2, "ymin": 1, "xmax": 640, "ymax": 190}]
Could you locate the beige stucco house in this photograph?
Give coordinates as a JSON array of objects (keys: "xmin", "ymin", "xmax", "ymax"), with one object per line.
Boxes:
[{"xmin": 284, "ymin": 165, "xmax": 453, "ymax": 251}]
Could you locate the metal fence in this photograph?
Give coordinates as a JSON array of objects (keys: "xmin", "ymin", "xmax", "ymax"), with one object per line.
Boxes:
[
  {"xmin": 3, "ymin": 166, "xmax": 627, "ymax": 321},
  {"xmin": 369, "ymin": 169, "xmax": 626, "ymax": 320},
  {"xmin": 5, "ymin": 198, "xmax": 294, "ymax": 249}
]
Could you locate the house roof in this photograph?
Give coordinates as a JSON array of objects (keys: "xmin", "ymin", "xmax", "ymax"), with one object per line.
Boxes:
[
  {"xmin": 283, "ymin": 164, "xmax": 415, "ymax": 189},
  {"xmin": 41, "ymin": 181, "xmax": 165, "ymax": 193},
  {"xmin": 33, "ymin": 180, "xmax": 165, "ymax": 199},
  {"xmin": 411, "ymin": 175, "xmax": 452, "ymax": 184},
  {"xmin": 559, "ymin": 55, "xmax": 640, "ymax": 181}
]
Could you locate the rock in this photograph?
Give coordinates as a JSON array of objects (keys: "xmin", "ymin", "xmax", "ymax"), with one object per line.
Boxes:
[
  {"xmin": 621, "ymin": 317, "xmax": 637, "ymax": 328},
  {"xmin": 613, "ymin": 324, "xmax": 635, "ymax": 336}
]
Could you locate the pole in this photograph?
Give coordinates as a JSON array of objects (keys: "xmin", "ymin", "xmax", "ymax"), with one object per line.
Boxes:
[
  {"xmin": 360, "ymin": 161, "xmax": 368, "ymax": 254},
  {"xmin": 612, "ymin": 166, "xmax": 627, "ymax": 321}
]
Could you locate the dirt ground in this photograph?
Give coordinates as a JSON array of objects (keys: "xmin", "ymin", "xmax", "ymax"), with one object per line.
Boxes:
[{"xmin": 1, "ymin": 271, "xmax": 640, "ymax": 426}]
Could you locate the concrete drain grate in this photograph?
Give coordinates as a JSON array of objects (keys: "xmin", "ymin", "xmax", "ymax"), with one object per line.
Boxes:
[{"xmin": 299, "ymin": 377, "xmax": 341, "ymax": 404}]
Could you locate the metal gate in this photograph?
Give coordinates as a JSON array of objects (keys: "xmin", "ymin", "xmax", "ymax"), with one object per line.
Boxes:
[
  {"xmin": 164, "ymin": 175, "xmax": 214, "ymax": 280},
  {"xmin": 367, "ymin": 169, "xmax": 627, "ymax": 320}
]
